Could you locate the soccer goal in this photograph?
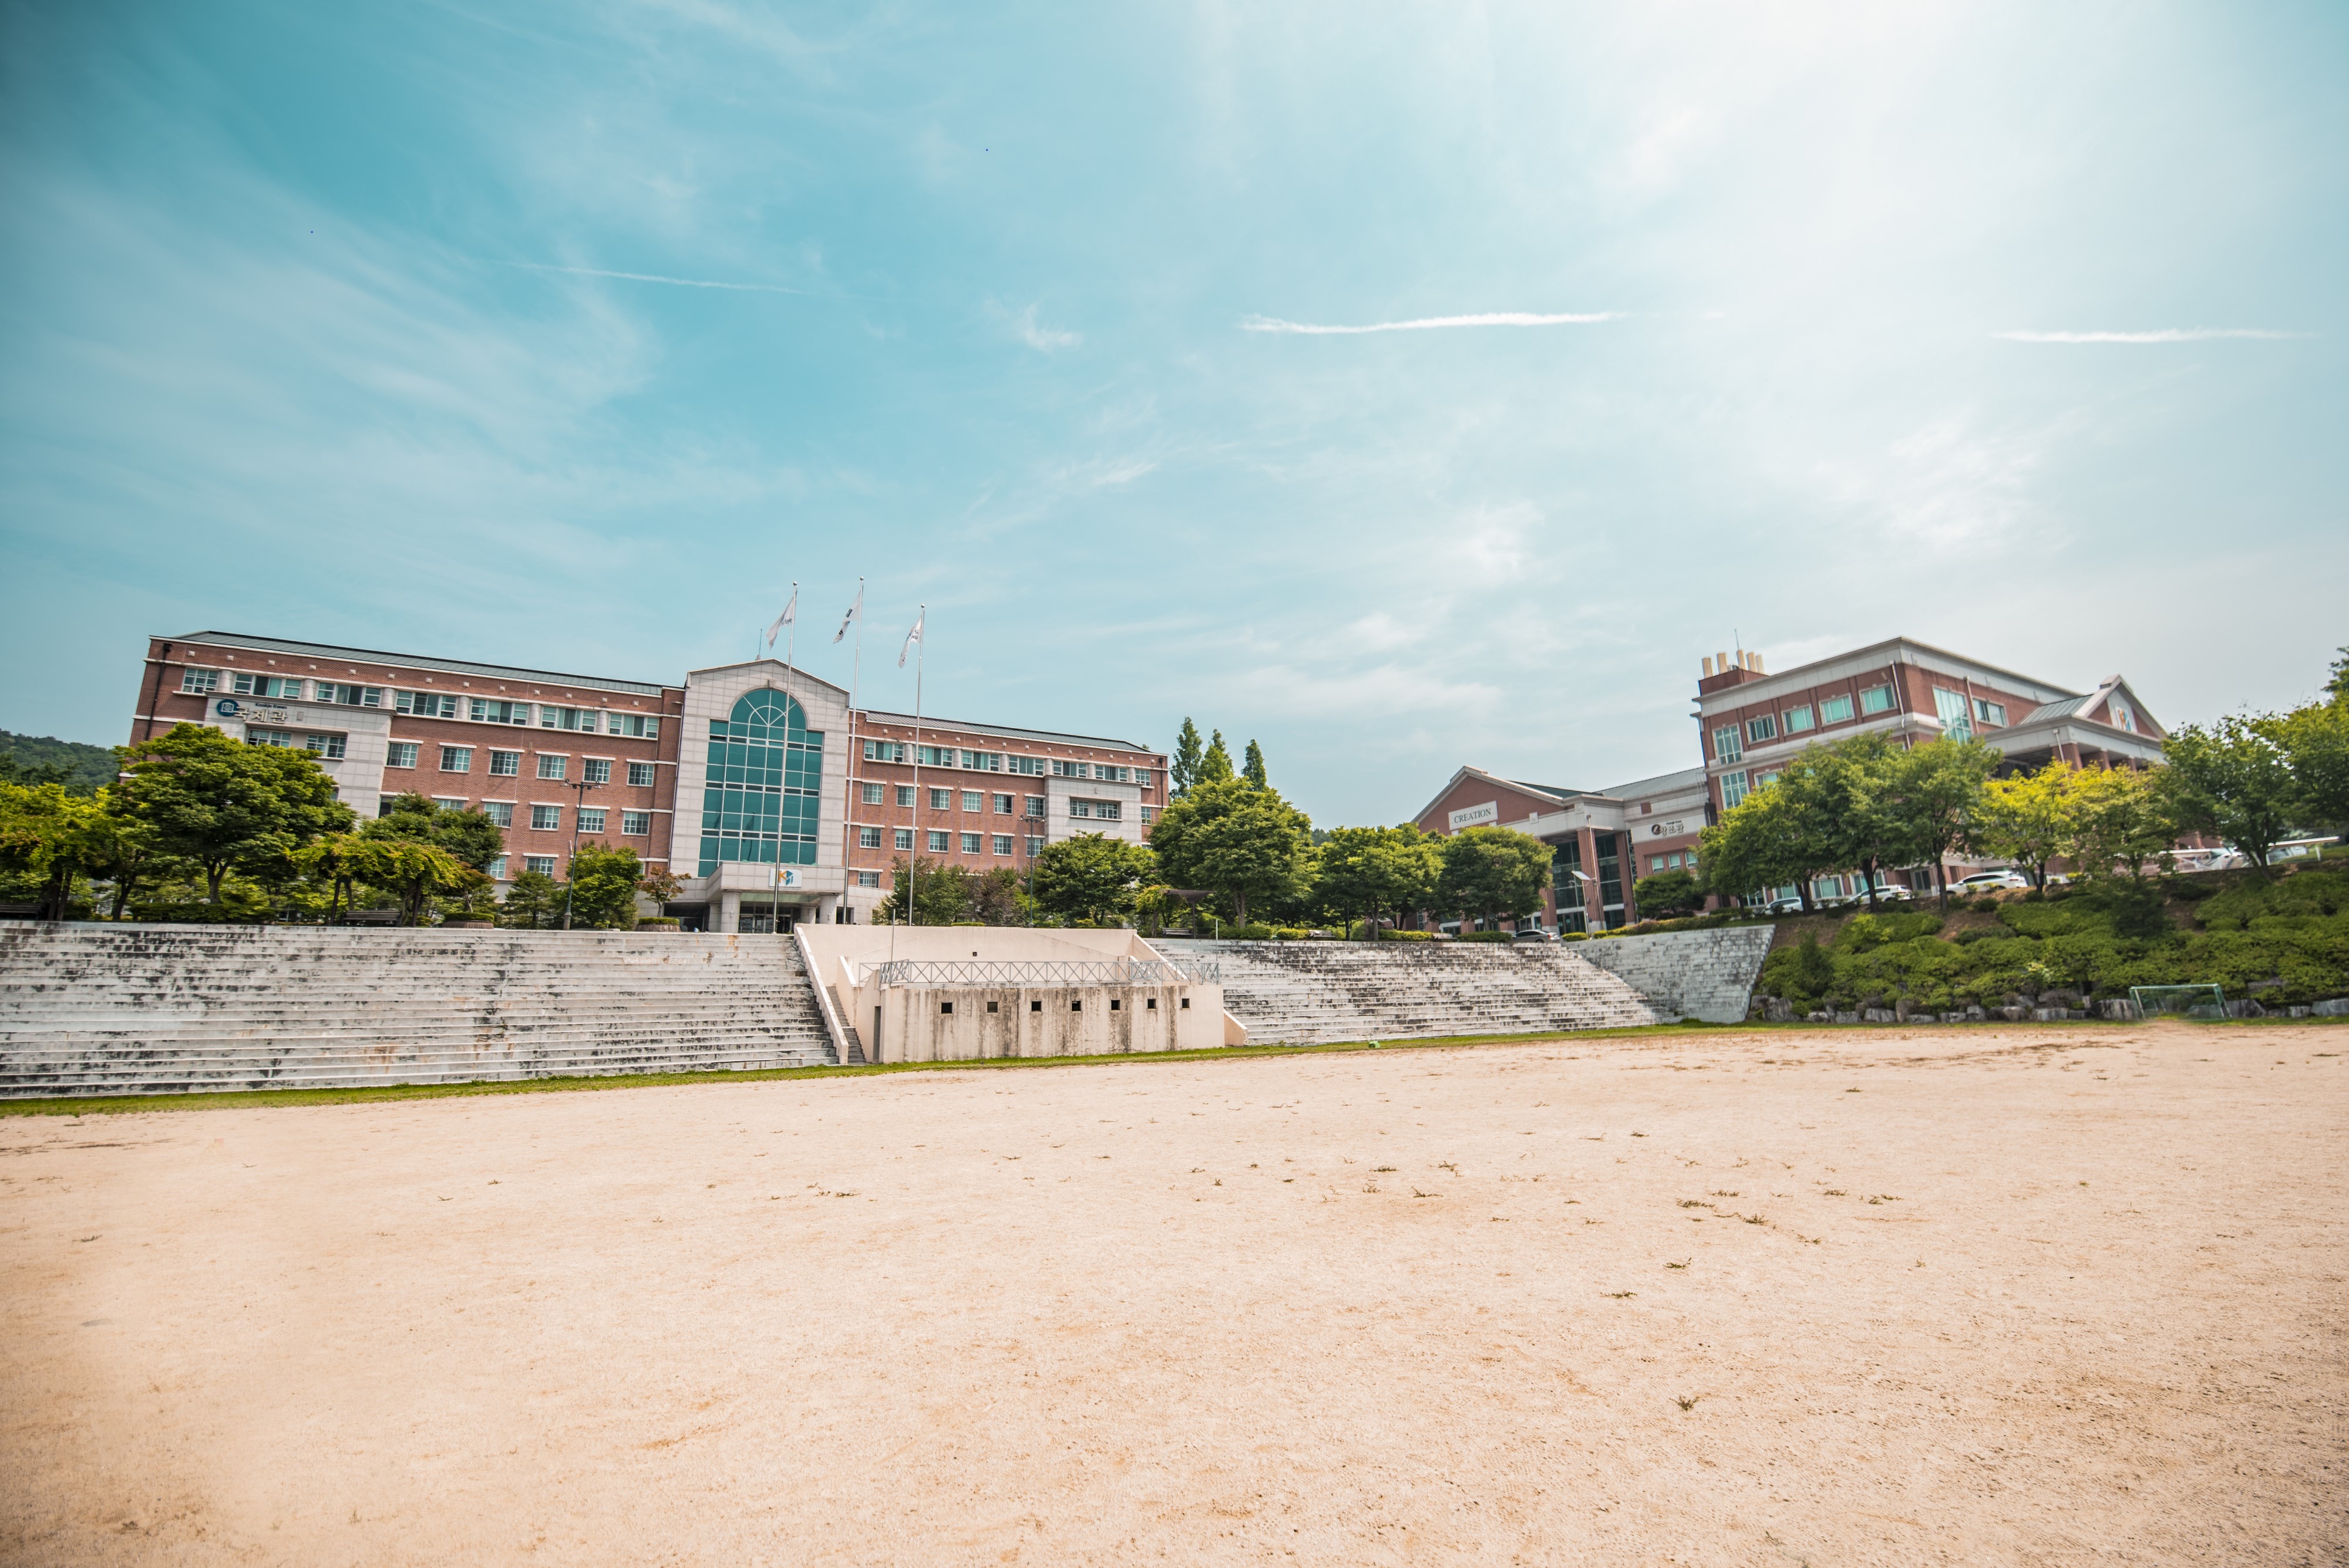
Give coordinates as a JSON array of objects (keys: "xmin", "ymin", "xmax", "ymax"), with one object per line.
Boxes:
[{"xmin": 2129, "ymin": 984, "xmax": 2227, "ymax": 1019}]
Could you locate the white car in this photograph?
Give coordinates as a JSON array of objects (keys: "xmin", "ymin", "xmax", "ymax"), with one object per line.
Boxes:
[{"xmin": 1954, "ymin": 869, "xmax": 2031, "ymax": 892}]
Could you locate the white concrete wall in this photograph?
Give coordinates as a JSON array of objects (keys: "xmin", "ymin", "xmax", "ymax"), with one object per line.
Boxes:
[{"xmin": 1569, "ymin": 926, "xmax": 1776, "ymax": 1024}]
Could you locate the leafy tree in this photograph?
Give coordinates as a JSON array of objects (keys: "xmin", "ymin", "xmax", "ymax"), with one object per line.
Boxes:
[
  {"xmin": 1029, "ymin": 832, "xmax": 1158, "ymax": 925},
  {"xmin": 639, "ymin": 862, "xmax": 684, "ymax": 907},
  {"xmin": 2068, "ymin": 765, "xmax": 2177, "ymax": 883},
  {"xmin": 1973, "ymin": 762, "xmax": 2078, "ymax": 889},
  {"xmin": 114, "ymin": 724, "xmax": 354, "ymax": 902},
  {"xmin": 564, "ymin": 843, "xmax": 645, "ymax": 929},
  {"xmin": 1170, "ymin": 718, "xmax": 1204, "ymax": 798},
  {"xmin": 1631, "ymin": 868, "xmax": 1703, "ymax": 918},
  {"xmin": 1805, "ymin": 732, "xmax": 1910, "ymax": 909},
  {"xmin": 1699, "ymin": 775, "xmax": 1839, "ymax": 911},
  {"xmin": 1888, "ymin": 737, "xmax": 1999, "ymax": 903},
  {"xmin": 876, "ymin": 857, "xmax": 978, "ymax": 925},
  {"xmin": 2275, "ymin": 699, "xmax": 2349, "ymax": 839},
  {"xmin": 362, "ymin": 792, "xmax": 505, "ymax": 871},
  {"xmin": 77, "ymin": 802, "xmax": 173, "ymax": 920},
  {"xmin": 2162, "ymin": 717, "xmax": 2300, "ymax": 876},
  {"xmin": 1242, "ymin": 739, "xmax": 1268, "ymax": 789},
  {"xmin": 1315, "ymin": 824, "xmax": 1442, "ymax": 937},
  {"xmin": 1198, "ymin": 731, "xmax": 1235, "ymax": 786},
  {"xmin": 293, "ymin": 833, "xmax": 375, "ymax": 922},
  {"xmin": 0, "ymin": 781, "xmax": 105, "ymax": 919},
  {"xmin": 0, "ymin": 729, "xmax": 117, "ymax": 796},
  {"xmin": 967, "ymin": 866, "xmax": 1027, "ymax": 926},
  {"xmin": 500, "ymin": 869, "xmax": 563, "ymax": 929},
  {"xmin": 2327, "ymin": 646, "xmax": 2349, "ymax": 706},
  {"xmin": 1435, "ymin": 825, "xmax": 1552, "ymax": 928},
  {"xmin": 1146, "ymin": 776, "xmax": 1312, "ymax": 927}
]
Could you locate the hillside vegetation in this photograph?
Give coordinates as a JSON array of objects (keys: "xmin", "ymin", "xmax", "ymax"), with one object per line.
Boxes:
[{"xmin": 0, "ymin": 729, "xmax": 117, "ymax": 795}]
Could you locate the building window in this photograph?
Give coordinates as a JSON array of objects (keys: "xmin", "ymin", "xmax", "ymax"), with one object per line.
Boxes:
[
  {"xmin": 1819, "ymin": 694, "xmax": 1854, "ymax": 724},
  {"xmin": 432, "ymin": 795, "xmax": 467, "ymax": 812},
  {"xmin": 856, "ymin": 870, "xmax": 881, "ymax": 889},
  {"xmin": 583, "ymin": 758, "xmax": 611, "ymax": 785},
  {"xmin": 1051, "ymin": 759, "xmax": 1091, "ymax": 779},
  {"xmin": 959, "ymin": 749, "xmax": 1003, "ymax": 772},
  {"xmin": 1973, "ymin": 698, "xmax": 2006, "ymax": 727},
  {"xmin": 395, "ymin": 691, "xmax": 459, "ymax": 718},
  {"xmin": 303, "ymin": 734, "xmax": 346, "ymax": 759},
  {"xmin": 233, "ymin": 674, "xmax": 304, "ymax": 699},
  {"xmin": 894, "ymin": 828, "xmax": 914, "ymax": 851},
  {"xmin": 621, "ymin": 810, "xmax": 650, "ymax": 836},
  {"xmin": 1596, "ymin": 832, "xmax": 1625, "ymax": 926},
  {"xmin": 1721, "ymin": 770, "xmax": 1750, "ymax": 809},
  {"xmin": 859, "ymin": 826, "xmax": 882, "ymax": 849},
  {"xmin": 1783, "ymin": 704, "xmax": 1814, "ymax": 734},
  {"xmin": 698, "ymin": 689, "xmax": 824, "ymax": 876},
  {"xmin": 1859, "ymin": 684, "xmax": 1894, "ymax": 715},
  {"xmin": 1754, "ymin": 769, "xmax": 1782, "ymax": 788},
  {"xmin": 992, "ymin": 793, "xmax": 1013, "ymax": 815},
  {"xmin": 927, "ymin": 830, "xmax": 950, "ymax": 852},
  {"xmin": 483, "ymin": 802, "xmax": 514, "ymax": 827},
  {"xmin": 1025, "ymin": 796, "xmax": 1046, "ymax": 819},
  {"xmin": 524, "ymin": 856, "xmax": 557, "ymax": 876},
  {"xmin": 627, "ymin": 761, "xmax": 656, "ymax": 788},
  {"xmin": 862, "ymin": 739, "xmax": 907, "ymax": 763},
  {"xmin": 1025, "ymin": 835, "xmax": 1044, "ymax": 857},
  {"xmin": 2108, "ymin": 697, "xmax": 2135, "ymax": 733},
  {"xmin": 1712, "ymin": 725, "xmax": 1742, "ymax": 764},
  {"xmin": 489, "ymin": 750, "xmax": 520, "ymax": 776},
  {"xmin": 1933, "ymin": 688, "xmax": 1971, "ymax": 738},
  {"xmin": 440, "ymin": 746, "xmax": 473, "ymax": 772},
  {"xmin": 895, "ymin": 785, "xmax": 916, "ymax": 807},
  {"xmin": 317, "ymin": 683, "xmax": 381, "ymax": 708},
  {"xmin": 1745, "ymin": 714, "xmax": 1776, "ymax": 744},
  {"xmin": 928, "ymin": 788, "xmax": 951, "ymax": 810},
  {"xmin": 961, "ymin": 790, "xmax": 983, "ymax": 812},
  {"xmin": 387, "ymin": 742, "xmax": 420, "ymax": 769},
  {"xmin": 1651, "ymin": 854, "xmax": 1667, "ymax": 873},
  {"xmin": 577, "ymin": 807, "xmax": 607, "ymax": 835},
  {"xmin": 916, "ymin": 745, "xmax": 955, "ymax": 767},
  {"xmin": 469, "ymin": 698, "xmax": 531, "ymax": 725},
  {"xmin": 861, "ymin": 782, "xmax": 886, "ymax": 805},
  {"xmin": 1134, "ymin": 770, "xmax": 1153, "ymax": 789},
  {"xmin": 538, "ymin": 755, "xmax": 567, "ymax": 780},
  {"xmin": 1139, "ymin": 806, "xmax": 1154, "ymax": 825},
  {"xmin": 992, "ymin": 835, "xmax": 1012, "ymax": 856},
  {"xmin": 611, "ymin": 714, "xmax": 660, "ymax": 739},
  {"xmin": 960, "ymin": 832, "xmax": 981, "ymax": 853},
  {"xmin": 1071, "ymin": 799, "xmax": 1091, "ymax": 819},
  {"xmin": 541, "ymin": 706, "xmax": 594, "ymax": 732},
  {"xmin": 487, "ymin": 854, "xmax": 509, "ymax": 880},
  {"xmin": 1007, "ymin": 755, "xmax": 1045, "ymax": 776},
  {"xmin": 179, "ymin": 667, "xmax": 220, "ymax": 694},
  {"xmin": 247, "ymin": 728, "xmax": 294, "ymax": 748},
  {"xmin": 531, "ymin": 805, "xmax": 562, "ymax": 831},
  {"xmin": 1072, "ymin": 799, "xmax": 1120, "ymax": 821}
]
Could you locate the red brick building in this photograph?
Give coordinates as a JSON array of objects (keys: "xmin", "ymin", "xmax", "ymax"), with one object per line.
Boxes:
[
  {"xmin": 132, "ymin": 632, "xmax": 1164, "ymax": 930},
  {"xmin": 1410, "ymin": 765, "xmax": 1709, "ymax": 933}
]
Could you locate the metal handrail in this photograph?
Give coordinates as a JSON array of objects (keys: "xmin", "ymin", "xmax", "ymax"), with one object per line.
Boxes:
[{"xmin": 862, "ymin": 957, "xmax": 1219, "ymax": 988}]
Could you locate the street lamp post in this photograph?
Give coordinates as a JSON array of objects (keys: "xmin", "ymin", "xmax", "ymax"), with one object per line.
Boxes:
[{"xmin": 560, "ymin": 777, "xmax": 592, "ymax": 930}]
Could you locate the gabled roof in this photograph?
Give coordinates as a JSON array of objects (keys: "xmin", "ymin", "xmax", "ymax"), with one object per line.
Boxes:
[
  {"xmin": 1412, "ymin": 763, "xmax": 1709, "ymax": 829},
  {"xmin": 2022, "ymin": 675, "xmax": 2162, "ymax": 737}
]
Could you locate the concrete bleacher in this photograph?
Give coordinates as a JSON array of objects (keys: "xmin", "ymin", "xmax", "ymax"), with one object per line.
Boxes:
[
  {"xmin": 1183, "ymin": 939, "xmax": 1665, "ymax": 1045},
  {"xmin": 0, "ymin": 923, "xmax": 836, "ymax": 1098}
]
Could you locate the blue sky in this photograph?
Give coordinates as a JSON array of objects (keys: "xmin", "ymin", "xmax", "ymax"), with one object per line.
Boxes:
[{"xmin": 2, "ymin": 1, "xmax": 2343, "ymax": 825}]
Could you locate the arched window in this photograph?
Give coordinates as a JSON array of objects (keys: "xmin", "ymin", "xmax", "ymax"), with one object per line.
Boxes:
[{"xmin": 699, "ymin": 689, "xmax": 824, "ymax": 874}]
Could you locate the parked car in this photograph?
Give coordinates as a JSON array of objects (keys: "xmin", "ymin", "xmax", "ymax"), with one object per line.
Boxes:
[
  {"xmin": 1511, "ymin": 928, "xmax": 1556, "ymax": 943},
  {"xmin": 1761, "ymin": 896, "xmax": 1806, "ymax": 915},
  {"xmin": 1954, "ymin": 869, "xmax": 2030, "ymax": 891}
]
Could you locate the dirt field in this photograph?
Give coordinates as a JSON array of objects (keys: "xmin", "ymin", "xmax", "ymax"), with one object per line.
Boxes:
[{"xmin": 4, "ymin": 1023, "xmax": 2343, "ymax": 1566}]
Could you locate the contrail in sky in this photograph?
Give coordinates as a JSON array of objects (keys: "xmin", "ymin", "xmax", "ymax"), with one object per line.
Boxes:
[
  {"xmin": 1241, "ymin": 311, "xmax": 1619, "ymax": 335},
  {"xmin": 1993, "ymin": 327, "xmax": 2304, "ymax": 344},
  {"xmin": 515, "ymin": 262, "xmax": 810, "ymax": 295}
]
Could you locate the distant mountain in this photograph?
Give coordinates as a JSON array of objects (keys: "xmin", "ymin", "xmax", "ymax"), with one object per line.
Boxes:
[{"xmin": 0, "ymin": 729, "xmax": 119, "ymax": 795}]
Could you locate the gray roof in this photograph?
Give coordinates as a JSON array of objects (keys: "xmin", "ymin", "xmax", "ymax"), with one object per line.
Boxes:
[
  {"xmin": 2024, "ymin": 694, "xmax": 2097, "ymax": 722},
  {"xmin": 167, "ymin": 631, "xmax": 668, "ymax": 697}
]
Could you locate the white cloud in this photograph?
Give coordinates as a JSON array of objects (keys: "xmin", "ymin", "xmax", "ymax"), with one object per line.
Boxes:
[
  {"xmin": 1993, "ymin": 328, "xmax": 2306, "ymax": 344},
  {"xmin": 1012, "ymin": 303, "xmax": 1082, "ymax": 351},
  {"xmin": 1240, "ymin": 311, "xmax": 1620, "ymax": 335}
]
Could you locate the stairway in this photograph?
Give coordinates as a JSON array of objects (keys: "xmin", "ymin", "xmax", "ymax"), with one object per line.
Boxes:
[
  {"xmin": 0, "ymin": 923, "xmax": 837, "ymax": 1098},
  {"xmin": 1183, "ymin": 941, "xmax": 1663, "ymax": 1045}
]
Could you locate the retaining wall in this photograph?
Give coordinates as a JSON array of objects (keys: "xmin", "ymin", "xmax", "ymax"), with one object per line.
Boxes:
[{"xmin": 1570, "ymin": 926, "xmax": 1778, "ymax": 1024}]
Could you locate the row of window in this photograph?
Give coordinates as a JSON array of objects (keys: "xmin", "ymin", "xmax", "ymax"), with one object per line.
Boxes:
[
  {"xmin": 857, "ymin": 738, "xmax": 1152, "ymax": 786},
  {"xmin": 382, "ymin": 796, "xmax": 654, "ymax": 837},
  {"xmin": 1714, "ymin": 685, "xmax": 1897, "ymax": 761},
  {"xmin": 1649, "ymin": 849, "xmax": 1698, "ymax": 873},
  {"xmin": 386, "ymin": 744, "xmax": 657, "ymax": 786},
  {"xmin": 854, "ymin": 826, "xmax": 1043, "ymax": 857},
  {"xmin": 248, "ymin": 729, "xmax": 343, "ymax": 757},
  {"xmin": 1930, "ymin": 688, "xmax": 2010, "ymax": 738},
  {"xmin": 177, "ymin": 668, "xmax": 663, "ymax": 734},
  {"xmin": 1717, "ymin": 766, "xmax": 1786, "ymax": 809}
]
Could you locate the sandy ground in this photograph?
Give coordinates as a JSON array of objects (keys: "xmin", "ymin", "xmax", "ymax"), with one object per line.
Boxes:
[{"xmin": 2, "ymin": 1024, "xmax": 2344, "ymax": 1567}]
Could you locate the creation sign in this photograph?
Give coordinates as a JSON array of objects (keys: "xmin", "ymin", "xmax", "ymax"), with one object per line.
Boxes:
[{"xmin": 1448, "ymin": 800, "xmax": 1500, "ymax": 831}]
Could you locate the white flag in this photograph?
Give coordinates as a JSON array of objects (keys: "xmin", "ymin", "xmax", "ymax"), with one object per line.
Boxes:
[
  {"xmin": 832, "ymin": 581, "xmax": 863, "ymax": 644},
  {"xmin": 764, "ymin": 586, "xmax": 796, "ymax": 650},
  {"xmin": 898, "ymin": 608, "xmax": 924, "ymax": 668}
]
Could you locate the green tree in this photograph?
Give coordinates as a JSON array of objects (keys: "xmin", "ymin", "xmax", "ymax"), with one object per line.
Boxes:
[
  {"xmin": 2275, "ymin": 700, "xmax": 2349, "ymax": 840},
  {"xmin": 1241, "ymin": 739, "xmax": 1268, "ymax": 788},
  {"xmin": 876, "ymin": 857, "xmax": 978, "ymax": 925},
  {"xmin": 1435, "ymin": 825, "xmax": 1552, "ymax": 928},
  {"xmin": 1887, "ymin": 736, "xmax": 1999, "ymax": 903},
  {"xmin": 564, "ymin": 843, "xmax": 645, "ymax": 929},
  {"xmin": 1198, "ymin": 731, "xmax": 1235, "ymax": 786},
  {"xmin": 2162, "ymin": 717, "xmax": 2300, "ymax": 876},
  {"xmin": 500, "ymin": 869, "xmax": 563, "ymax": 929},
  {"xmin": 0, "ymin": 781, "xmax": 106, "ymax": 919},
  {"xmin": 1972, "ymin": 761, "xmax": 2077, "ymax": 889},
  {"xmin": 362, "ymin": 792, "xmax": 506, "ymax": 871},
  {"xmin": 2327, "ymin": 646, "xmax": 2349, "ymax": 705},
  {"xmin": 1631, "ymin": 867, "xmax": 1703, "ymax": 918},
  {"xmin": 114, "ymin": 724, "xmax": 354, "ymax": 903},
  {"xmin": 292, "ymin": 832, "xmax": 375, "ymax": 922},
  {"xmin": 1170, "ymin": 718, "xmax": 1204, "ymax": 798},
  {"xmin": 1314, "ymin": 824, "xmax": 1442, "ymax": 937},
  {"xmin": 1805, "ymin": 732, "xmax": 1910, "ymax": 909},
  {"xmin": 1029, "ymin": 832, "xmax": 1159, "ymax": 925},
  {"xmin": 1698, "ymin": 774, "xmax": 1839, "ymax": 911},
  {"xmin": 0, "ymin": 729, "xmax": 117, "ymax": 795},
  {"xmin": 2068, "ymin": 765, "xmax": 2177, "ymax": 883},
  {"xmin": 1146, "ymin": 776, "xmax": 1312, "ymax": 927}
]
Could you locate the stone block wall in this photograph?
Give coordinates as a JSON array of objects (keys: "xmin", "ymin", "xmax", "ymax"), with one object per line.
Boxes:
[{"xmin": 1569, "ymin": 926, "xmax": 1776, "ymax": 1024}]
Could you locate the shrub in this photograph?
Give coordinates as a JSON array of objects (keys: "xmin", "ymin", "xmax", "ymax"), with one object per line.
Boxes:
[
  {"xmin": 635, "ymin": 917, "xmax": 681, "ymax": 930},
  {"xmin": 1455, "ymin": 930, "xmax": 1517, "ymax": 943}
]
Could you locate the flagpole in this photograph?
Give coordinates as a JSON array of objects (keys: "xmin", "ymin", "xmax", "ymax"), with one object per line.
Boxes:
[
  {"xmin": 909, "ymin": 604, "xmax": 924, "ymax": 927},
  {"xmin": 841, "ymin": 578, "xmax": 864, "ymax": 927}
]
